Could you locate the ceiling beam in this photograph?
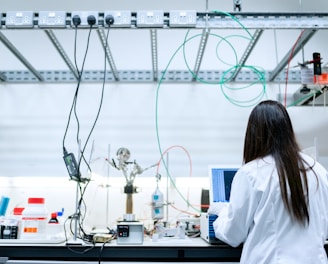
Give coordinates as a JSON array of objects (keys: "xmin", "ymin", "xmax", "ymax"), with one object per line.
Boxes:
[
  {"xmin": 193, "ymin": 29, "xmax": 210, "ymax": 81},
  {"xmin": 44, "ymin": 29, "xmax": 79, "ymax": 80},
  {"xmin": 231, "ymin": 29, "xmax": 263, "ymax": 81},
  {"xmin": 0, "ymin": 72, "xmax": 6, "ymax": 81},
  {"xmin": 0, "ymin": 32, "xmax": 44, "ymax": 81},
  {"xmin": 1, "ymin": 12, "xmax": 328, "ymax": 29},
  {"xmin": 150, "ymin": 29, "xmax": 158, "ymax": 82},
  {"xmin": 269, "ymin": 29, "xmax": 316, "ymax": 82},
  {"xmin": 97, "ymin": 29, "xmax": 119, "ymax": 81}
]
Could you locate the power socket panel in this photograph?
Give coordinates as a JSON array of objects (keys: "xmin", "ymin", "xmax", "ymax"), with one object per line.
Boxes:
[
  {"xmin": 71, "ymin": 11, "xmax": 98, "ymax": 28},
  {"xmin": 136, "ymin": 10, "xmax": 164, "ymax": 28},
  {"xmin": 104, "ymin": 11, "xmax": 131, "ymax": 28},
  {"xmin": 169, "ymin": 10, "xmax": 197, "ymax": 27},
  {"xmin": 38, "ymin": 11, "xmax": 66, "ymax": 28},
  {"xmin": 6, "ymin": 11, "xmax": 34, "ymax": 28}
]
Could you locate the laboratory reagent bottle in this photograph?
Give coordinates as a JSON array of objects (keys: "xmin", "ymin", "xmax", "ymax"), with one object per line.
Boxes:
[
  {"xmin": 21, "ymin": 198, "xmax": 48, "ymax": 240},
  {"xmin": 47, "ymin": 212, "xmax": 64, "ymax": 240},
  {"xmin": 151, "ymin": 188, "xmax": 164, "ymax": 220}
]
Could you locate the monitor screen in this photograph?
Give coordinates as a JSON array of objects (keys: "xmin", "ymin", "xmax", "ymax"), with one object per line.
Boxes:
[{"xmin": 209, "ymin": 166, "xmax": 238, "ymax": 203}]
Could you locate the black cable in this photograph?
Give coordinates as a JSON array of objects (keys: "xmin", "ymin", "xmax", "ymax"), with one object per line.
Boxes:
[
  {"xmin": 98, "ymin": 239, "xmax": 111, "ymax": 264},
  {"xmin": 75, "ymin": 26, "xmax": 93, "ymax": 173},
  {"xmin": 63, "ymin": 15, "xmax": 115, "ymax": 256},
  {"xmin": 62, "ymin": 19, "xmax": 94, "ymax": 176},
  {"xmin": 66, "ymin": 180, "xmax": 91, "ymax": 243},
  {"xmin": 62, "ymin": 28, "xmax": 81, "ymax": 172},
  {"xmin": 79, "ymin": 21, "xmax": 112, "ymax": 176},
  {"xmin": 77, "ymin": 181, "xmax": 90, "ymax": 239},
  {"xmin": 62, "ymin": 19, "xmax": 81, "ymax": 152}
]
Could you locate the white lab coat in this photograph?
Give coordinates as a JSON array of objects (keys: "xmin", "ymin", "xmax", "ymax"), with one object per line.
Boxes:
[{"xmin": 213, "ymin": 154, "xmax": 328, "ymax": 264}]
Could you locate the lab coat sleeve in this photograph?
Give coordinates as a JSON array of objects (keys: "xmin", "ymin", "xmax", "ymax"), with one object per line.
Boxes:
[
  {"xmin": 207, "ymin": 202, "xmax": 228, "ymax": 216},
  {"xmin": 213, "ymin": 169, "xmax": 258, "ymax": 247}
]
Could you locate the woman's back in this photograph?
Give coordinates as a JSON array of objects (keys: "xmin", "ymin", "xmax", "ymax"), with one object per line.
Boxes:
[{"xmin": 214, "ymin": 153, "xmax": 328, "ymax": 264}]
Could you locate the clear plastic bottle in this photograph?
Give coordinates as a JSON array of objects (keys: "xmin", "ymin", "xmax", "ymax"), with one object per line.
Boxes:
[
  {"xmin": 21, "ymin": 198, "xmax": 48, "ymax": 240},
  {"xmin": 151, "ymin": 188, "xmax": 164, "ymax": 220},
  {"xmin": 0, "ymin": 207, "xmax": 24, "ymax": 239},
  {"xmin": 11, "ymin": 207, "xmax": 24, "ymax": 239}
]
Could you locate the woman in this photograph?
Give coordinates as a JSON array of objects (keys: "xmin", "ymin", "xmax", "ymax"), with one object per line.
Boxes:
[{"xmin": 213, "ymin": 100, "xmax": 328, "ymax": 264}]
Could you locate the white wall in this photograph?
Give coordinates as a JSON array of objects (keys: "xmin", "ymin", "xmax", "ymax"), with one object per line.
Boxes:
[
  {"xmin": 0, "ymin": 80, "xmax": 270, "ymax": 227},
  {"xmin": 0, "ymin": 82, "xmax": 259, "ymax": 177}
]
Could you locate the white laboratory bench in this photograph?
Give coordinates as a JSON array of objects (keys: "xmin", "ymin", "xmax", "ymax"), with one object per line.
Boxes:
[{"xmin": 0, "ymin": 237, "xmax": 242, "ymax": 263}]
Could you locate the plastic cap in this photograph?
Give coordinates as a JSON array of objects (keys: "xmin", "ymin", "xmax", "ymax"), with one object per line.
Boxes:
[
  {"xmin": 13, "ymin": 207, "xmax": 25, "ymax": 215},
  {"xmin": 51, "ymin": 212, "xmax": 57, "ymax": 218},
  {"xmin": 28, "ymin": 197, "xmax": 45, "ymax": 204}
]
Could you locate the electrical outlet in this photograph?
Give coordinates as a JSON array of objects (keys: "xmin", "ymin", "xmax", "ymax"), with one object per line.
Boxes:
[
  {"xmin": 104, "ymin": 11, "xmax": 131, "ymax": 27},
  {"xmin": 137, "ymin": 10, "xmax": 164, "ymax": 28},
  {"xmin": 38, "ymin": 11, "xmax": 66, "ymax": 28},
  {"xmin": 71, "ymin": 11, "xmax": 98, "ymax": 28},
  {"xmin": 6, "ymin": 11, "xmax": 34, "ymax": 28},
  {"xmin": 169, "ymin": 10, "xmax": 197, "ymax": 27}
]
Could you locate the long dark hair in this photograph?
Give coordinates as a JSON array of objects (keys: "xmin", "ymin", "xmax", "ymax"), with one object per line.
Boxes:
[{"xmin": 243, "ymin": 100, "xmax": 309, "ymax": 225}]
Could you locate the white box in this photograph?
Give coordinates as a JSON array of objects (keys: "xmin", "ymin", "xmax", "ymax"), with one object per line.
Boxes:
[{"xmin": 116, "ymin": 222, "xmax": 144, "ymax": 245}]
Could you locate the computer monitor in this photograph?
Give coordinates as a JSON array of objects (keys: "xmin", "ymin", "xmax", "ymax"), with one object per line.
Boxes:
[{"xmin": 208, "ymin": 165, "xmax": 239, "ymax": 203}]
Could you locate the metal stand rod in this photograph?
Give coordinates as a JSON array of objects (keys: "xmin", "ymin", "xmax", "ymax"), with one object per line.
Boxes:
[
  {"xmin": 126, "ymin": 193, "xmax": 133, "ymax": 214},
  {"xmin": 66, "ymin": 178, "xmax": 82, "ymax": 245},
  {"xmin": 73, "ymin": 140, "xmax": 82, "ymax": 241},
  {"xmin": 165, "ymin": 152, "xmax": 169, "ymax": 222},
  {"xmin": 106, "ymin": 144, "xmax": 111, "ymax": 226},
  {"xmin": 67, "ymin": 140, "xmax": 81, "ymax": 244},
  {"xmin": 73, "ymin": 182, "xmax": 79, "ymax": 241}
]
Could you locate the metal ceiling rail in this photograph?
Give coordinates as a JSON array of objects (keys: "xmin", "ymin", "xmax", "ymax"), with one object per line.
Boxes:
[
  {"xmin": 231, "ymin": 29, "xmax": 263, "ymax": 81},
  {"xmin": 269, "ymin": 29, "xmax": 317, "ymax": 82},
  {"xmin": 198, "ymin": 12, "xmax": 328, "ymax": 29},
  {"xmin": 44, "ymin": 29, "xmax": 79, "ymax": 80},
  {"xmin": 0, "ymin": 72, "xmax": 6, "ymax": 81},
  {"xmin": 0, "ymin": 69, "xmax": 302, "ymax": 83},
  {"xmin": 0, "ymin": 31, "xmax": 44, "ymax": 81},
  {"xmin": 193, "ymin": 29, "xmax": 210, "ymax": 81},
  {"xmin": 0, "ymin": 12, "xmax": 326, "ymax": 86},
  {"xmin": 150, "ymin": 29, "xmax": 158, "ymax": 81},
  {"xmin": 1, "ymin": 12, "xmax": 328, "ymax": 29},
  {"xmin": 97, "ymin": 29, "xmax": 119, "ymax": 81}
]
